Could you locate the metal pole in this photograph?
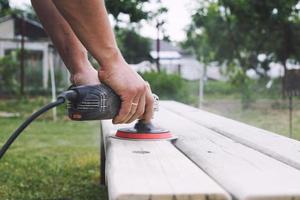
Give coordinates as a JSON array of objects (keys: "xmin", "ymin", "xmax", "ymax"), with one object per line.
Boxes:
[
  {"xmin": 20, "ymin": 15, "xmax": 25, "ymax": 95},
  {"xmin": 156, "ymin": 21, "xmax": 160, "ymax": 72},
  {"xmin": 177, "ymin": 64, "xmax": 181, "ymax": 76},
  {"xmin": 49, "ymin": 48, "xmax": 57, "ymax": 121},
  {"xmin": 289, "ymin": 95, "xmax": 293, "ymax": 138},
  {"xmin": 199, "ymin": 64, "xmax": 206, "ymax": 109}
]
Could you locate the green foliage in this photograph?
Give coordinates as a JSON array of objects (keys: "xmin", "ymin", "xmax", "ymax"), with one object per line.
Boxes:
[
  {"xmin": 204, "ymin": 80, "xmax": 237, "ymax": 95},
  {"xmin": 116, "ymin": 28, "xmax": 151, "ymax": 63},
  {"xmin": 229, "ymin": 67, "xmax": 256, "ymax": 109},
  {"xmin": 23, "ymin": 4, "xmax": 40, "ymax": 22},
  {"xmin": 184, "ymin": 0, "xmax": 300, "ymax": 74},
  {"xmin": 0, "ymin": 0, "xmax": 27, "ymax": 18},
  {"xmin": 105, "ymin": 0, "xmax": 149, "ymax": 22},
  {"xmin": 0, "ymin": 53, "xmax": 19, "ymax": 95},
  {"xmin": 0, "ymin": 0, "xmax": 10, "ymax": 17},
  {"xmin": 183, "ymin": 0, "xmax": 300, "ymax": 104},
  {"xmin": 205, "ymin": 77, "xmax": 283, "ymax": 101},
  {"xmin": 140, "ymin": 71, "xmax": 197, "ymax": 105}
]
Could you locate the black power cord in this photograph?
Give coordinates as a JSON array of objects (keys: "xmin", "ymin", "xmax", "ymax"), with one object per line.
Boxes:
[{"xmin": 0, "ymin": 90, "xmax": 78, "ymax": 160}]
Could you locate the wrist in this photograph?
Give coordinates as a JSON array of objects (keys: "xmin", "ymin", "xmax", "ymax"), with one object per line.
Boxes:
[
  {"xmin": 97, "ymin": 47, "xmax": 126, "ymax": 70},
  {"xmin": 70, "ymin": 65, "xmax": 99, "ymax": 85},
  {"xmin": 70, "ymin": 63, "xmax": 96, "ymax": 75}
]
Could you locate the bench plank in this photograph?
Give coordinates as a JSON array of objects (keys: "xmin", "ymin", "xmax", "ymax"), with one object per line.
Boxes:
[
  {"xmin": 101, "ymin": 120, "xmax": 230, "ymax": 200},
  {"xmin": 154, "ymin": 106, "xmax": 300, "ymax": 200},
  {"xmin": 161, "ymin": 101, "xmax": 300, "ymax": 171}
]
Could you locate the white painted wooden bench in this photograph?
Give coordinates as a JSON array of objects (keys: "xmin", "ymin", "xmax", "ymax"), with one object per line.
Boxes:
[{"xmin": 100, "ymin": 101, "xmax": 300, "ymax": 200}]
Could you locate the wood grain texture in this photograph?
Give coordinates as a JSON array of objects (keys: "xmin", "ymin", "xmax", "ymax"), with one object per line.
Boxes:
[
  {"xmin": 153, "ymin": 106, "xmax": 300, "ymax": 200},
  {"xmin": 161, "ymin": 101, "xmax": 300, "ymax": 171},
  {"xmin": 101, "ymin": 120, "xmax": 230, "ymax": 200}
]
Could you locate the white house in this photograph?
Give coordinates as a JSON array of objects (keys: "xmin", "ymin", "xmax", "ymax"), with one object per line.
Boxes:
[
  {"xmin": 147, "ymin": 40, "xmax": 225, "ymax": 81},
  {"xmin": 0, "ymin": 15, "xmax": 66, "ymax": 89}
]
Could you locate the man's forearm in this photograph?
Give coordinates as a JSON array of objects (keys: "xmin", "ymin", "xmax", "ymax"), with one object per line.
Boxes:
[
  {"xmin": 52, "ymin": 0, "xmax": 122, "ymax": 69},
  {"xmin": 31, "ymin": 0, "xmax": 92, "ymax": 75}
]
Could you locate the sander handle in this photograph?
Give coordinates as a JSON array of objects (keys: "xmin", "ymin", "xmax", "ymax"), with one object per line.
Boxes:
[{"xmin": 67, "ymin": 84, "xmax": 159, "ymax": 121}]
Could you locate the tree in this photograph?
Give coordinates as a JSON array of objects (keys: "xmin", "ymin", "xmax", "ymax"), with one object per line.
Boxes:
[
  {"xmin": 23, "ymin": 5, "xmax": 39, "ymax": 22},
  {"xmin": 0, "ymin": 0, "xmax": 11, "ymax": 17},
  {"xmin": 185, "ymin": 0, "xmax": 300, "ymax": 74},
  {"xmin": 105, "ymin": 0, "xmax": 167, "ymax": 65},
  {"xmin": 105, "ymin": 0, "xmax": 149, "ymax": 23},
  {"xmin": 184, "ymin": 0, "xmax": 300, "ymax": 103},
  {"xmin": 0, "ymin": 52, "xmax": 19, "ymax": 94},
  {"xmin": 116, "ymin": 28, "xmax": 151, "ymax": 64}
]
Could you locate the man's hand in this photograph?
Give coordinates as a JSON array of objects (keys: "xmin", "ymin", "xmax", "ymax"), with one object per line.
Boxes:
[
  {"xmin": 98, "ymin": 56, "xmax": 154, "ymax": 124},
  {"xmin": 70, "ymin": 66, "xmax": 100, "ymax": 86}
]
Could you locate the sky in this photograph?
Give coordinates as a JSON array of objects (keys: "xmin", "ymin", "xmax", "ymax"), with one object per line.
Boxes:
[{"xmin": 9, "ymin": 0, "xmax": 195, "ymax": 42}]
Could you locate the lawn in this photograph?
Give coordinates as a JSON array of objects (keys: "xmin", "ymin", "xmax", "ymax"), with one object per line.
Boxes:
[
  {"xmin": 203, "ymin": 96, "xmax": 300, "ymax": 140},
  {"xmin": 0, "ymin": 97, "xmax": 107, "ymax": 200},
  {"xmin": 184, "ymin": 79, "xmax": 300, "ymax": 140}
]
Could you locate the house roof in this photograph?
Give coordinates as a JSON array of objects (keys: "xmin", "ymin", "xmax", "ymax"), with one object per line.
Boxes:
[
  {"xmin": 151, "ymin": 40, "xmax": 181, "ymax": 52},
  {"xmin": 150, "ymin": 40, "xmax": 183, "ymax": 60},
  {"xmin": 0, "ymin": 15, "xmax": 12, "ymax": 24},
  {"xmin": 0, "ymin": 15, "xmax": 48, "ymax": 39},
  {"xmin": 150, "ymin": 51, "xmax": 181, "ymax": 60}
]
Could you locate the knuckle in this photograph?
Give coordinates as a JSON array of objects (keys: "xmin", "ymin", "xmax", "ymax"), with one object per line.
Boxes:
[
  {"xmin": 128, "ymin": 88, "xmax": 138, "ymax": 95},
  {"xmin": 145, "ymin": 81, "xmax": 150, "ymax": 87},
  {"xmin": 120, "ymin": 108, "xmax": 130, "ymax": 116},
  {"xmin": 136, "ymin": 83, "xmax": 147, "ymax": 93},
  {"xmin": 145, "ymin": 110, "xmax": 153, "ymax": 118},
  {"xmin": 147, "ymin": 87, "xmax": 152, "ymax": 93},
  {"xmin": 137, "ymin": 106, "xmax": 145, "ymax": 117},
  {"xmin": 137, "ymin": 85, "xmax": 144, "ymax": 93},
  {"xmin": 142, "ymin": 83, "xmax": 148, "ymax": 90},
  {"xmin": 128, "ymin": 91, "xmax": 136, "ymax": 97},
  {"xmin": 148, "ymin": 96, "xmax": 154, "ymax": 105},
  {"xmin": 130, "ymin": 109, "xmax": 136, "ymax": 115},
  {"xmin": 144, "ymin": 83, "xmax": 149, "ymax": 92},
  {"xmin": 137, "ymin": 110, "xmax": 144, "ymax": 117}
]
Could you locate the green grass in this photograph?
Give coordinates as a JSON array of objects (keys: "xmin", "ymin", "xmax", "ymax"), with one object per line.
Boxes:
[
  {"xmin": 0, "ymin": 97, "xmax": 107, "ymax": 200},
  {"xmin": 203, "ymin": 97, "xmax": 300, "ymax": 140},
  {"xmin": 178, "ymin": 79, "xmax": 300, "ymax": 140}
]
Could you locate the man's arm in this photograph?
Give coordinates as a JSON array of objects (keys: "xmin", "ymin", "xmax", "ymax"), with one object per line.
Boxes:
[
  {"xmin": 52, "ymin": 0, "xmax": 154, "ymax": 124},
  {"xmin": 31, "ymin": 0, "xmax": 99, "ymax": 85}
]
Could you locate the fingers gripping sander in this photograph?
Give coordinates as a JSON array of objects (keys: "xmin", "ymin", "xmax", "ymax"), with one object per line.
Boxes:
[{"xmin": 68, "ymin": 84, "xmax": 173, "ymax": 140}]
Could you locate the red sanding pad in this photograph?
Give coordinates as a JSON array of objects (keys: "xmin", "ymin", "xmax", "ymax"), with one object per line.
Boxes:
[
  {"xmin": 115, "ymin": 129, "xmax": 173, "ymax": 140},
  {"xmin": 115, "ymin": 120, "xmax": 175, "ymax": 140}
]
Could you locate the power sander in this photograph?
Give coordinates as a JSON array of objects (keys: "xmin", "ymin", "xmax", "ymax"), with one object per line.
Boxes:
[
  {"xmin": 0, "ymin": 84, "xmax": 173, "ymax": 159},
  {"xmin": 67, "ymin": 84, "xmax": 173, "ymax": 139}
]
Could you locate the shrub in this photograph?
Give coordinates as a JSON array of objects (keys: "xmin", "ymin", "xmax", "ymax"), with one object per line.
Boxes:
[
  {"xmin": 140, "ymin": 71, "xmax": 196, "ymax": 105},
  {"xmin": 116, "ymin": 28, "xmax": 151, "ymax": 64},
  {"xmin": 204, "ymin": 80, "xmax": 237, "ymax": 95},
  {"xmin": 0, "ymin": 52, "xmax": 19, "ymax": 95},
  {"xmin": 229, "ymin": 67, "xmax": 256, "ymax": 109}
]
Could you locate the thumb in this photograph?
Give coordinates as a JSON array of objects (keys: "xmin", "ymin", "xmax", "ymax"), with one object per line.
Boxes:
[{"xmin": 98, "ymin": 68, "xmax": 106, "ymax": 81}]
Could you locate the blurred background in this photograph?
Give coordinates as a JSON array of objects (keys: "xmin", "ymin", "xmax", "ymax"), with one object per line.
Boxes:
[{"xmin": 1, "ymin": 0, "xmax": 300, "ymax": 199}]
